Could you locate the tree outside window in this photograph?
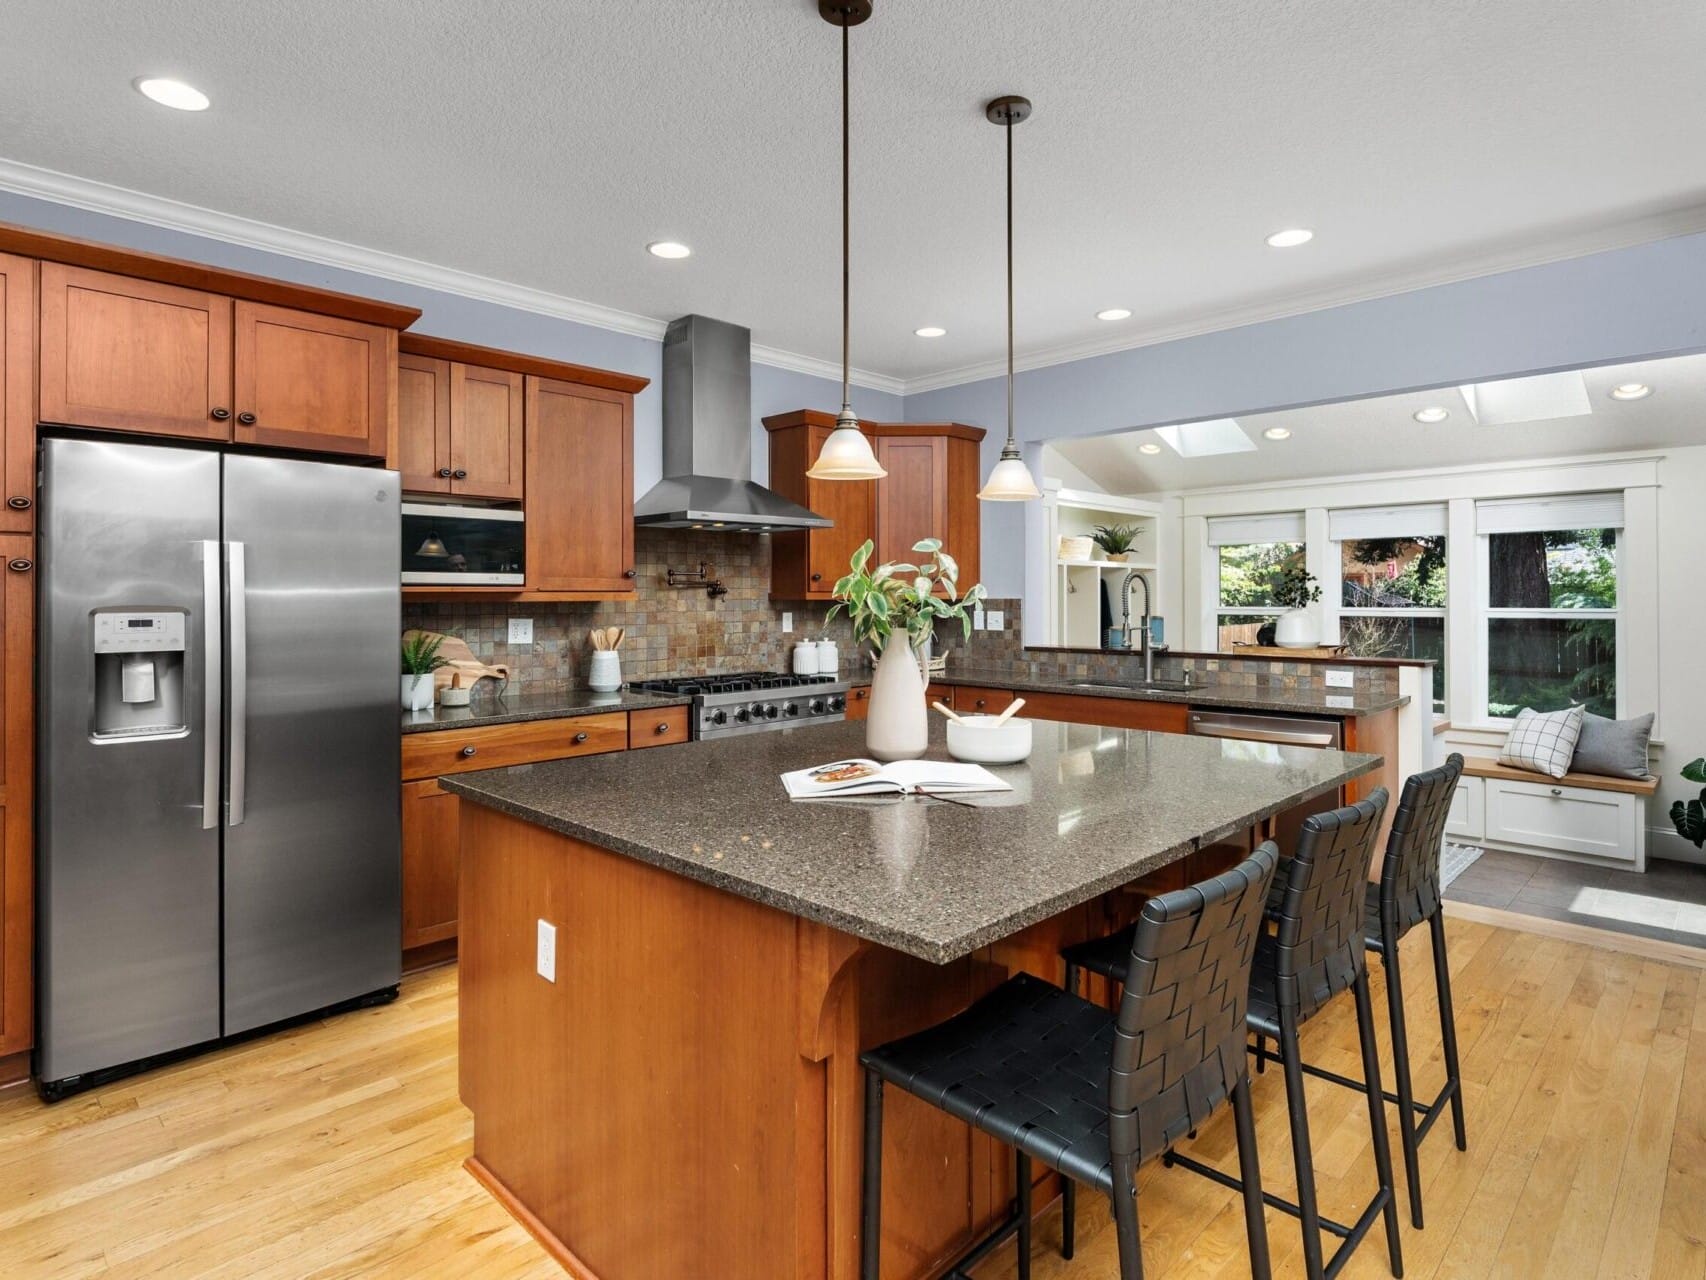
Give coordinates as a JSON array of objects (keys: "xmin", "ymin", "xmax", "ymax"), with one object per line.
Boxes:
[
  {"xmin": 1486, "ymin": 528, "xmax": 1616, "ymax": 717},
  {"xmin": 1339, "ymin": 535, "xmax": 1446, "ymax": 713},
  {"xmin": 1217, "ymin": 541, "xmax": 1303, "ymax": 647}
]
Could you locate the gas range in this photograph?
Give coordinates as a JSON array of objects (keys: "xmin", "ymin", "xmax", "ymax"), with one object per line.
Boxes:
[{"xmin": 628, "ymin": 671, "xmax": 851, "ymax": 740}]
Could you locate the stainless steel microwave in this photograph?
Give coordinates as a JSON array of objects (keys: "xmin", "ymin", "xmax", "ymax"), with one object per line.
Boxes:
[{"xmin": 401, "ymin": 503, "xmax": 525, "ymax": 585}]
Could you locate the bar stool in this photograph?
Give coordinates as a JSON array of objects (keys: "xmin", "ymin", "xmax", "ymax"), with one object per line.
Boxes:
[
  {"xmin": 1062, "ymin": 794, "xmax": 1404, "ymax": 1280},
  {"xmin": 1250, "ymin": 756, "xmax": 1468, "ymax": 1229},
  {"xmin": 859, "ymin": 845, "xmax": 1280, "ymax": 1280}
]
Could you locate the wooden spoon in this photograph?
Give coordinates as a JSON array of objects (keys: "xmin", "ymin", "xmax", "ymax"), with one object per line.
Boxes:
[
  {"xmin": 931, "ymin": 700, "xmax": 966, "ymax": 724},
  {"xmin": 992, "ymin": 698, "xmax": 1026, "ymax": 725}
]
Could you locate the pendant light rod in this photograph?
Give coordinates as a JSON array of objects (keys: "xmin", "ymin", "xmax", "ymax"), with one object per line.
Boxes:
[
  {"xmin": 979, "ymin": 94, "xmax": 1040, "ymax": 502},
  {"xmin": 841, "ymin": 19, "xmax": 851, "ymax": 413}
]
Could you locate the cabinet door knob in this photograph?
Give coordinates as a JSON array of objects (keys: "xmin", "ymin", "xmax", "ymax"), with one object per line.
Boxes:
[
  {"xmin": 453, "ymin": 469, "xmax": 468, "ymax": 479},
  {"xmin": 854, "ymin": 688, "xmax": 866, "ymax": 700},
  {"xmin": 975, "ymin": 698, "xmax": 987, "ymax": 709},
  {"xmin": 811, "ymin": 573, "xmax": 822, "ymax": 582},
  {"xmin": 438, "ymin": 468, "xmax": 453, "ymax": 478},
  {"xmin": 655, "ymin": 721, "xmax": 671, "ymax": 734},
  {"xmin": 210, "ymin": 407, "xmax": 231, "ymax": 422},
  {"xmin": 6, "ymin": 495, "xmax": 30, "ymax": 511},
  {"xmin": 237, "ymin": 412, "xmax": 258, "ymax": 426},
  {"xmin": 623, "ymin": 569, "xmax": 636, "ymax": 579},
  {"xmin": 574, "ymin": 732, "xmax": 589, "ymax": 744},
  {"xmin": 459, "ymin": 746, "xmax": 477, "ymax": 757},
  {"xmin": 6, "ymin": 558, "xmax": 31, "ymax": 573},
  {"xmin": 1550, "ymin": 787, "xmax": 1563, "ymax": 797}
]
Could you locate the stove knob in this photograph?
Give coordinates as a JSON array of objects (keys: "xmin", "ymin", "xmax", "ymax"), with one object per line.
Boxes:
[
  {"xmin": 828, "ymin": 695, "xmax": 845, "ymax": 713},
  {"xmin": 734, "ymin": 707, "xmax": 750, "ymax": 723},
  {"xmin": 808, "ymin": 698, "xmax": 825, "ymax": 714},
  {"xmin": 782, "ymin": 701, "xmax": 800, "ymax": 717},
  {"xmin": 708, "ymin": 708, "xmax": 728, "ymax": 726},
  {"xmin": 761, "ymin": 702, "xmax": 780, "ymax": 720}
]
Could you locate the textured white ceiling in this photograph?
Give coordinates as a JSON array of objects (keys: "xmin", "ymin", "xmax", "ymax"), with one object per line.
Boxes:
[
  {"xmin": 1050, "ymin": 354, "xmax": 1706, "ymax": 492},
  {"xmin": 4, "ymin": 1, "xmax": 1706, "ymax": 387}
]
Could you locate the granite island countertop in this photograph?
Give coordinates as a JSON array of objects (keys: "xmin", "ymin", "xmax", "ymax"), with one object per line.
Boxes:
[
  {"xmin": 442, "ymin": 717, "xmax": 1379, "ymax": 963},
  {"xmin": 401, "ymin": 687, "xmax": 690, "ymax": 734}
]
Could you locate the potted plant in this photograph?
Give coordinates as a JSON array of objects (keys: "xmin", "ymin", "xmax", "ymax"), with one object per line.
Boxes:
[
  {"xmin": 1272, "ymin": 565, "xmax": 1323, "ymax": 649},
  {"xmin": 1670, "ymin": 758, "xmax": 1706, "ymax": 849},
  {"xmin": 401, "ymin": 631, "xmax": 447, "ymax": 711},
  {"xmin": 1091, "ymin": 523, "xmax": 1142, "ymax": 563},
  {"xmin": 828, "ymin": 538, "xmax": 986, "ymax": 761}
]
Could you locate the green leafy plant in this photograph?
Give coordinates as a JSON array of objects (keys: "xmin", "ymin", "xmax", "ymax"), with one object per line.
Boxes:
[
  {"xmin": 1272, "ymin": 565, "xmax": 1322, "ymax": 611},
  {"xmin": 1670, "ymin": 758, "xmax": 1706, "ymax": 850},
  {"xmin": 1090, "ymin": 523, "xmax": 1141, "ymax": 557},
  {"xmin": 401, "ymin": 632, "xmax": 448, "ymax": 678},
  {"xmin": 826, "ymin": 538, "xmax": 987, "ymax": 652}
]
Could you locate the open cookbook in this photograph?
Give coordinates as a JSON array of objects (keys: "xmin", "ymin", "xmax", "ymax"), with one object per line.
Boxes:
[{"xmin": 781, "ymin": 758, "xmax": 1012, "ymax": 801}]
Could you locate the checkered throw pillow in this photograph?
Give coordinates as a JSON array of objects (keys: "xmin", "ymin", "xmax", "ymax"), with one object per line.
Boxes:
[{"xmin": 1498, "ymin": 705, "xmax": 1586, "ymax": 779}]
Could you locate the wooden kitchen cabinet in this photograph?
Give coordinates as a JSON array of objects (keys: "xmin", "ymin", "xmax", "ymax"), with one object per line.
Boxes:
[
  {"xmin": 1013, "ymin": 690, "xmax": 1189, "ymax": 733},
  {"xmin": 0, "ymin": 535, "xmax": 33, "ymax": 1062},
  {"xmin": 874, "ymin": 433, "xmax": 947, "ymax": 566},
  {"xmin": 764, "ymin": 412, "xmax": 877, "ymax": 600},
  {"xmin": 39, "ymin": 263, "xmax": 234, "ymax": 442},
  {"xmin": 0, "ymin": 255, "xmax": 33, "ymax": 532},
  {"xmin": 233, "ymin": 301, "xmax": 393, "ymax": 457},
  {"xmin": 397, "ymin": 343, "xmax": 524, "ymax": 501},
  {"xmin": 401, "ymin": 778, "xmax": 461, "ymax": 954},
  {"xmin": 950, "ymin": 685, "xmax": 1017, "ymax": 716},
  {"xmin": 397, "ymin": 353, "xmax": 452, "ymax": 493},
  {"xmin": 525, "ymin": 375, "xmax": 635, "ymax": 593}
]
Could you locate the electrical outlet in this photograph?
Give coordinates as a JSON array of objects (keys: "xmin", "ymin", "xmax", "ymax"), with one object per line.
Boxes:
[
  {"xmin": 508, "ymin": 617, "xmax": 534, "ymax": 645},
  {"xmin": 987, "ymin": 609, "xmax": 1005, "ymax": 631},
  {"xmin": 1324, "ymin": 668, "xmax": 1355, "ymax": 689},
  {"xmin": 1325, "ymin": 694, "xmax": 1355, "ymax": 710},
  {"xmin": 972, "ymin": 607, "xmax": 987, "ymax": 632},
  {"xmin": 781, "ymin": 611, "xmax": 793, "ymax": 633},
  {"xmin": 536, "ymin": 920, "xmax": 556, "ymax": 982}
]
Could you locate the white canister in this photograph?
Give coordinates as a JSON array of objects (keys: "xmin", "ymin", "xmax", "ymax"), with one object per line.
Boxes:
[
  {"xmin": 815, "ymin": 637, "xmax": 838, "ymax": 676},
  {"xmin": 588, "ymin": 650, "xmax": 622, "ymax": 692},
  {"xmin": 792, "ymin": 640, "xmax": 820, "ymax": 675}
]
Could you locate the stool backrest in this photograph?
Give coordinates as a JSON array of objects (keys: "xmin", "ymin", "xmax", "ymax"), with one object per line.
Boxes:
[
  {"xmin": 1271, "ymin": 789, "xmax": 1390, "ymax": 1022},
  {"xmin": 1377, "ymin": 754, "xmax": 1465, "ymax": 941},
  {"xmin": 1109, "ymin": 843, "xmax": 1280, "ymax": 1165}
]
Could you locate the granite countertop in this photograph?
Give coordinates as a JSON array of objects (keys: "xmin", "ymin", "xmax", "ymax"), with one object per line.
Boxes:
[
  {"xmin": 933, "ymin": 667, "xmax": 1410, "ymax": 717},
  {"xmin": 402, "ymin": 687, "xmax": 689, "ymax": 734},
  {"xmin": 442, "ymin": 717, "xmax": 1379, "ymax": 964}
]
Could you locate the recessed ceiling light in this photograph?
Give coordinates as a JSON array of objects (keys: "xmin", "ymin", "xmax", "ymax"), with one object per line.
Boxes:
[
  {"xmin": 914, "ymin": 326, "xmax": 947, "ymax": 338},
  {"xmin": 1609, "ymin": 382, "xmax": 1652, "ymax": 401},
  {"xmin": 1095, "ymin": 308, "xmax": 1132, "ymax": 322},
  {"xmin": 1262, "ymin": 426, "xmax": 1292, "ymax": 441},
  {"xmin": 646, "ymin": 241, "xmax": 692, "ymax": 260},
  {"xmin": 1413, "ymin": 406, "xmax": 1450, "ymax": 424},
  {"xmin": 134, "ymin": 77, "xmax": 209, "ymax": 111},
  {"xmin": 1138, "ymin": 442, "xmax": 1162, "ymax": 455},
  {"xmin": 1265, "ymin": 228, "xmax": 1314, "ymax": 249}
]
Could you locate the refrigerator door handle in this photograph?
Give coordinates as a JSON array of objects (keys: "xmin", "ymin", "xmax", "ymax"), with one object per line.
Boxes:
[
  {"xmin": 227, "ymin": 540, "xmax": 248, "ymax": 827},
  {"xmin": 201, "ymin": 541, "xmax": 223, "ymax": 830}
]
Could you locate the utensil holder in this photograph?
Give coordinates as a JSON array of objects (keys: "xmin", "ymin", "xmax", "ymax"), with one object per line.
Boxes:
[{"xmin": 588, "ymin": 650, "xmax": 622, "ymax": 692}]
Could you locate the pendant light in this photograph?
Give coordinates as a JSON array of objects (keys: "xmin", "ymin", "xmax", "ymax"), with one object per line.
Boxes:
[
  {"xmin": 978, "ymin": 94, "xmax": 1042, "ymax": 502},
  {"xmin": 807, "ymin": 1, "xmax": 887, "ymax": 482}
]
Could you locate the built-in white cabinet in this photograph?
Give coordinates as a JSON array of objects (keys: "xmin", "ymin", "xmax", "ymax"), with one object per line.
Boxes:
[
  {"xmin": 1041, "ymin": 486, "xmax": 1164, "ymax": 648},
  {"xmin": 1445, "ymin": 774, "xmax": 1484, "ymax": 843},
  {"xmin": 1448, "ymin": 772, "xmax": 1648, "ymax": 871}
]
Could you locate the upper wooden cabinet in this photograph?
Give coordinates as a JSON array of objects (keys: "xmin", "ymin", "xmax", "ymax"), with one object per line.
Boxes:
[
  {"xmin": 0, "ymin": 255, "xmax": 34, "ymax": 532},
  {"xmin": 765, "ymin": 412, "xmax": 984, "ymax": 599},
  {"xmin": 38, "ymin": 265, "xmax": 395, "ymax": 457},
  {"xmin": 525, "ymin": 376, "xmax": 635, "ymax": 593},
  {"xmin": 396, "ymin": 346, "xmax": 524, "ymax": 501}
]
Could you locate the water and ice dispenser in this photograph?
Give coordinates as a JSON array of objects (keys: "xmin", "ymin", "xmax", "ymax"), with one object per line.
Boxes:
[{"xmin": 91, "ymin": 610, "xmax": 188, "ymax": 741}]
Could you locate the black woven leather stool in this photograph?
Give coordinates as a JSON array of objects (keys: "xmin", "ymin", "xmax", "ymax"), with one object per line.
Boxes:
[
  {"xmin": 1249, "ymin": 756, "xmax": 1468, "ymax": 1229},
  {"xmin": 1062, "ymin": 795, "xmax": 1404, "ymax": 1280},
  {"xmin": 859, "ymin": 846, "xmax": 1280, "ymax": 1280}
]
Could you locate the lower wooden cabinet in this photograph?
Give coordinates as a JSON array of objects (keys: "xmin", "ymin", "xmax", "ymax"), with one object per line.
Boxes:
[
  {"xmin": 401, "ymin": 779, "xmax": 461, "ymax": 954},
  {"xmin": 1011, "ymin": 690, "xmax": 1189, "ymax": 734},
  {"xmin": 949, "ymin": 686, "xmax": 1017, "ymax": 716},
  {"xmin": 846, "ymin": 685, "xmax": 871, "ymax": 721},
  {"xmin": 628, "ymin": 706, "xmax": 690, "ymax": 748}
]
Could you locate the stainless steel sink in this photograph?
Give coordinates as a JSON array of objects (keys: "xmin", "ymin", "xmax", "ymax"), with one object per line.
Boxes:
[{"xmin": 1070, "ymin": 679, "xmax": 1195, "ymax": 694}]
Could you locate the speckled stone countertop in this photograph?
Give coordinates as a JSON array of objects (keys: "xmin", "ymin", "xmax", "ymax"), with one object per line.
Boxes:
[
  {"xmin": 401, "ymin": 688, "xmax": 688, "ymax": 734},
  {"xmin": 934, "ymin": 668, "xmax": 1409, "ymax": 717},
  {"xmin": 442, "ymin": 717, "xmax": 1379, "ymax": 964}
]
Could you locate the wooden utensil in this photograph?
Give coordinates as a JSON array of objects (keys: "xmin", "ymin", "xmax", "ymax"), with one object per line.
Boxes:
[
  {"xmin": 931, "ymin": 700, "xmax": 966, "ymax": 724},
  {"xmin": 992, "ymin": 698, "xmax": 1026, "ymax": 725}
]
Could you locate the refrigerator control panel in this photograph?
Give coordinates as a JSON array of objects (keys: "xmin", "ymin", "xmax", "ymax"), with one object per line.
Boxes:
[{"xmin": 93, "ymin": 610, "xmax": 187, "ymax": 653}]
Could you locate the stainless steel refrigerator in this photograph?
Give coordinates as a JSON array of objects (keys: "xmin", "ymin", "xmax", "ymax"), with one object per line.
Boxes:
[{"xmin": 37, "ymin": 437, "xmax": 401, "ymax": 1097}]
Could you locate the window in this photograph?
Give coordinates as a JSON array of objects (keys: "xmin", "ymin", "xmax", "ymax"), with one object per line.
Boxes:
[
  {"xmin": 1210, "ymin": 513, "xmax": 1306, "ymax": 648},
  {"xmin": 1331, "ymin": 505, "xmax": 1447, "ymax": 713},
  {"xmin": 1479, "ymin": 495, "xmax": 1621, "ymax": 719}
]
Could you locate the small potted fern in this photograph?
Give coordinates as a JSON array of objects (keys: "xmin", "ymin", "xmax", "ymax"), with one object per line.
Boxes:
[
  {"xmin": 1091, "ymin": 523, "xmax": 1142, "ymax": 563},
  {"xmin": 401, "ymin": 632, "xmax": 447, "ymax": 711}
]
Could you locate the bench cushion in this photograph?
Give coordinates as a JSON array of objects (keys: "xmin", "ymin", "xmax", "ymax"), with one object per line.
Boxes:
[
  {"xmin": 1460, "ymin": 755, "xmax": 1659, "ymax": 797},
  {"xmin": 1572, "ymin": 711, "xmax": 1655, "ymax": 781}
]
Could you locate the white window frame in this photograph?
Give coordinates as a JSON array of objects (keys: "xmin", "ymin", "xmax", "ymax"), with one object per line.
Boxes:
[{"xmin": 1334, "ymin": 527, "xmax": 1448, "ymax": 714}]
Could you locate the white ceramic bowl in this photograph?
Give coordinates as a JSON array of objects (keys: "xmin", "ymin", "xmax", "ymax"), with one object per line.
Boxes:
[{"xmin": 946, "ymin": 714, "xmax": 1033, "ymax": 764}]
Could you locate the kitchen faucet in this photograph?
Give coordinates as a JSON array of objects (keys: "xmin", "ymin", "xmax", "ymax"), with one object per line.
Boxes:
[{"xmin": 1119, "ymin": 569, "xmax": 1155, "ymax": 683}]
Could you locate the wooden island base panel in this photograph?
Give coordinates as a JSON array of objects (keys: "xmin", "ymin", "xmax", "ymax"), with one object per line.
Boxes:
[{"xmin": 457, "ymin": 805, "xmax": 1226, "ymax": 1280}]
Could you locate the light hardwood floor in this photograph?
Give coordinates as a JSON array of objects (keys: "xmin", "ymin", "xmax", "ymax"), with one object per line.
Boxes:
[{"xmin": 2, "ymin": 918, "xmax": 1702, "ymax": 1279}]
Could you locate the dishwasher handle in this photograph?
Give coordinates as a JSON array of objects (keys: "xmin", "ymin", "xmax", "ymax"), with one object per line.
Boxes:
[{"xmin": 1188, "ymin": 711, "xmax": 1340, "ymax": 749}]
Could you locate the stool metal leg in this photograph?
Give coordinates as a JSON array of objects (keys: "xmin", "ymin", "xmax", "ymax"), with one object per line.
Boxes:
[
  {"xmin": 1016, "ymin": 1151, "xmax": 1033, "ymax": 1280},
  {"xmin": 860, "ymin": 1073, "xmax": 883, "ymax": 1280},
  {"xmin": 1110, "ymin": 1156, "xmax": 1145, "ymax": 1280},
  {"xmin": 1430, "ymin": 911, "xmax": 1468, "ymax": 1151},
  {"xmin": 1278, "ymin": 1008, "xmax": 1327, "ymax": 1280},
  {"xmin": 1062, "ymin": 1177, "xmax": 1076, "ymax": 1259},
  {"xmin": 1231, "ymin": 1073, "xmax": 1273, "ymax": 1280},
  {"xmin": 1354, "ymin": 971, "xmax": 1405, "ymax": 1278},
  {"xmin": 1381, "ymin": 931, "xmax": 1425, "ymax": 1229},
  {"xmin": 1063, "ymin": 961, "xmax": 1082, "ymax": 998}
]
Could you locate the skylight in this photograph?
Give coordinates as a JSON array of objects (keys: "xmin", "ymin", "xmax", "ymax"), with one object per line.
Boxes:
[
  {"xmin": 1152, "ymin": 418, "xmax": 1257, "ymax": 458},
  {"xmin": 1459, "ymin": 371, "xmax": 1593, "ymax": 426}
]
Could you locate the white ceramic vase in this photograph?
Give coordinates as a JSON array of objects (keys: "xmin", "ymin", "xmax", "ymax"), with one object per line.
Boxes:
[
  {"xmin": 402, "ymin": 673, "xmax": 435, "ymax": 711},
  {"xmin": 865, "ymin": 636, "xmax": 929, "ymax": 762},
  {"xmin": 1274, "ymin": 608, "xmax": 1320, "ymax": 649}
]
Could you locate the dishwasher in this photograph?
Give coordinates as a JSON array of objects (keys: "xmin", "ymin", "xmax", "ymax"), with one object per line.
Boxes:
[{"xmin": 1188, "ymin": 709, "xmax": 1345, "ymax": 857}]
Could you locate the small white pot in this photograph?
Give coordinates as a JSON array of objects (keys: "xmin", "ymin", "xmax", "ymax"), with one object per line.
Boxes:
[
  {"xmin": 588, "ymin": 650, "xmax": 623, "ymax": 692},
  {"xmin": 402, "ymin": 673, "xmax": 435, "ymax": 711},
  {"xmin": 946, "ymin": 715, "xmax": 1032, "ymax": 764},
  {"xmin": 1273, "ymin": 608, "xmax": 1320, "ymax": 649}
]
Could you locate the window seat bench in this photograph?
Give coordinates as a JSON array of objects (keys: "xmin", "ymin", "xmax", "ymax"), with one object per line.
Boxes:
[{"xmin": 1447, "ymin": 757, "xmax": 1660, "ymax": 871}]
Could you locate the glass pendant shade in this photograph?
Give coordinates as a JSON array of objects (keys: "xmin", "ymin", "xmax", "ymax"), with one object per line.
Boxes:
[
  {"xmin": 977, "ymin": 449, "xmax": 1041, "ymax": 501},
  {"xmin": 807, "ymin": 409, "xmax": 886, "ymax": 480},
  {"xmin": 415, "ymin": 533, "xmax": 450, "ymax": 558}
]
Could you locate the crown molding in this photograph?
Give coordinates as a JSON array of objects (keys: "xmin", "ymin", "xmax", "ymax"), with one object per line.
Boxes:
[{"xmin": 0, "ymin": 157, "xmax": 905, "ymax": 393}]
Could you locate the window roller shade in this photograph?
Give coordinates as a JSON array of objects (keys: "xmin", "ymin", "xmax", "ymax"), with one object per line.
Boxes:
[
  {"xmin": 1476, "ymin": 492, "xmax": 1624, "ymax": 535},
  {"xmin": 1329, "ymin": 503, "xmax": 1447, "ymax": 541},
  {"xmin": 1207, "ymin": 512, "xmax": 1305, "ymax": 546}
]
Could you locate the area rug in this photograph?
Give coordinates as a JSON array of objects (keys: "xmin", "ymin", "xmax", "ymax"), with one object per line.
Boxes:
[{"xmin": 1441, "ymin": 841, "xmax": 1485, "ymax": 890}]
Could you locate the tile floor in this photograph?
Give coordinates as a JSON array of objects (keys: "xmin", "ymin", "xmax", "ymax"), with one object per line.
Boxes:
[{"xmin": 1444, "ymin": 847, "xmax": 1706, "ymax": 949}]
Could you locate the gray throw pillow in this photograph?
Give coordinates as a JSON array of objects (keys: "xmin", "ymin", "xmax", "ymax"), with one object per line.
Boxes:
[
  {"xmin": 1498, "ymin": 705, "xmax": 1586, "ymax": 780},
  {"xmin": 1571, "ymin": 711, "xmax": 1655, "ymax": 780}
]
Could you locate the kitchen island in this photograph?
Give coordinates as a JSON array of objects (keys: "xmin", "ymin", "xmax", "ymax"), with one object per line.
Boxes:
[{"xmin": 444, "ymin": 717, "xmax": 1379, "ymax": 1280}]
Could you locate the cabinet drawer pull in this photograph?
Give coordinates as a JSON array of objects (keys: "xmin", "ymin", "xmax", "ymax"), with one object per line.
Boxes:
[
  {"xmin": 1550, "ymin": 787, "xmax": 1563, "ymax": 797},
  {"xmin": 655, "ymin": 721, "xmax": 671, "ymax": 734},
  {"xmin": 453, "ymin": 469, "xmax": 468, "ymax": 479},
  {"xmin": 811, "ymin": 573, "xmax": 822, "ymax": 582},
  {"xmin": 237, "ymin": 412, "xmax": 258, "ymax": 426},
  {"xmin": 6, "ymin": 495, "xmax": 30, "ymax": 511},
  {"xmin": 853, "ymin": 688, "xmax": 867, "ymax": 700},
  {"xmin": 974, "ymin": 698, "xmax": 987, "ymax": 709},
  {"xmin": 574, "ymin": 732, "xmax": 589, "ymax": 744},
  {"xmin": 623, "ymin": 568, "xmax": 637, "ymax": 579},
  {"xmin": 210, "ymin": 407, "xmax": 231, "ymax": 421},
  {"xmin": 459, "ymin": 746, "xmax": 477, "ymax": 758},
  {"xmin": 6, "ymin": 558, "xmax": 31, "ymax": 573},
  {"xmin": 438, "ymin": 468, "xmax": 453, "ymax": 478}
]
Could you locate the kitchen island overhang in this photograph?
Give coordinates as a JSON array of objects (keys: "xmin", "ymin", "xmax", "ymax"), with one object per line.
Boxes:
[{"xmin": 446, "ymin": 718, "xmax": 1380, "ymax": 1279}]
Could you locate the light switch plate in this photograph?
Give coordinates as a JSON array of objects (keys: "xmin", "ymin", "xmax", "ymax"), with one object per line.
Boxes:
[
  {"xmin": 987, "ymin": 610, "xmax": 1006, "ymax": 631},
  {"xmin": 508, "ymin": 617, "xmax": 534, "ymax": 645},
  {"xmin": 781, "ymin": 612, "xmax": 793, "ymax": 633},
  {"xmin": 972, "ymin": 607, "xmax": 987, "ymax": 632},
  {"xmin": 536, "ymin": 920, "xmax": 556, "ymax": 982},
  {"xmin": 1324, "ymin": 668, "xmax": 1355, "ymax": 689}
]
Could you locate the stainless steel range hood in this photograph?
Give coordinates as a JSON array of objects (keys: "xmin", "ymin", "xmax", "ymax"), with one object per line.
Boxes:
[{"xmin": 634, "ymin": 315, "xmax": 832, "ymax": 532}]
